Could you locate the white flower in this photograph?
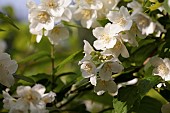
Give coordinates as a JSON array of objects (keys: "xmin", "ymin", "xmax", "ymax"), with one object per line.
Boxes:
[
  {"xmin": 107, "ymin": 6, "xmax": 132, "ymax": 31},
  {"xmin": 132, "ymin": 13, "xmax": 156, "ymax": 36},
  {"xmin": 94, "ymin": 79, "xmax": 117, "ymax": 95},
  {"xmin": 98, "ymin": 60, "xmax": 124, "ymax": 81},
  {"xmin": 150, "ymin": 56, "xmax": 170, "ymax": 81},
  {"xmin": 73, "ymin": 7, "xmax": 97, "ymax": 28},
  {"xmin": 77, "ymin": 0, "xmax": 103, "ymax": 10},
  {"xmin": 3, "ymin": 84, "xmax": 56, "ymax": 113},
  {"xmin": 0, "ymin": 53, "xmax": 18, "ymax": 87},
  {"xmin": 97, "ymin": 0, "xmax": 119, "ymax": 19},
  {"xmin": 84, "ymin": 100, "xmax": 104, "ymax": 112},
  {"xmin": 102, "ymin": 38, "xmax": 129, "ymax": 58},
  {"xmin": 3, "ymin": 89, "xmax": 16, "ymax": 110},
  {"xmin": 79, "ymin": 40, "xmax": 97, "ymax": 86},
  {"xmin": 28, "ymin": 7, "xmax": 55, "ymax": 42},
  {"xmin": 45, "ymin": 24, "xmax": 69, "ymax": 45},
  {"xmin": 79, "ymin": 40, "xmax": 94, "ymax": 63},
  {"xmin": 127, "ymin": 0, "xmax": 143, "ymax": 16},
  {"xmin": 93, "ymin": 23, "xmax": 120, "ymax": 50},
  {"xmin": 80, "ymin": 61, "xmax": 97, "ymax": 86},
  {"xmin": 40, "ymin": 0, "xmax": 72, "ymax": 18}
]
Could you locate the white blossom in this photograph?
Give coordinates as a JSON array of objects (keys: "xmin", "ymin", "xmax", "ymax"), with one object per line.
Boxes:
[
  {"xmin": 132, "ymin": 13, "xmax": 156, "ymax": 36},
  {"xmin": 45, "ymin": 24, "xmax": 69, "ymax": 45},
  {"xmin": 39, "ymin": 0, "xmax": 72, "ymax": 17},
  {"xmin": 127, "ymin": 0, "xmax": 143, "ymax": 16},
  {"xmin": 150, "ymin": 56, "xmax": 170, "ymax": 82},
  {"xmin": 107, "ymin": 6, "xmax": 132, "ymax": 31},
  {"xmin": 93, "ymin": 23, "xmax": 120, "ymax": 50},
  {"xmin": 97, "ymin": 0, "xmax": 119, "ymax": 19},
  {"xmin": 28, "ymin": 7, "xmax": 55, "ymax": 42},
  {"xmin": 0, "ymin": 53, "xmax": 18, "ymax": 87},
  {"xmin": 73, "ymin": 7, "xmax": 98, "ymax": 28},
  {"xmin": 3, "ymin": 84, "xmax": 56, "ymax": 113},
  {"xmin": 102, "ymin": 38, "xmax": 129, "ymax": 58},
  {"xmin": 94, "ymin": 79, "xmax": 117, "ymax": 95},
  {"xmin": 98, "ymin": 60, "xmax": 124, "ymax": 81}
]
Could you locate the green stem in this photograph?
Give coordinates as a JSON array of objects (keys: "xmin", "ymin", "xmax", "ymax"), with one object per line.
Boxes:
[{"xmin": 51, "ymin": 44, "xmax": 55, "ymax": 90}]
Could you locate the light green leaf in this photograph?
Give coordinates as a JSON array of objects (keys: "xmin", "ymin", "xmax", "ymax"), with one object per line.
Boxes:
[
  {"xmin": 0, "ymin": 12, "xmax": 19, "ymax": 30},
  {"xmin": 163, "ymin": 0, "xmax": 170, "ymax": 14}
]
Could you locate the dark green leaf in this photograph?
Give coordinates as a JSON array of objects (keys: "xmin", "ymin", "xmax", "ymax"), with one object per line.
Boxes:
[
  {"xmin": 113, "ymin": 76, "xmax": 162, "ymax": 113},
  {"xmin": 137, "ymin": 76, "xmax": 162, "ymax": 98},
  {"xmin": 0, "ymin": 12, "xmax": 19, "ymax": 30},
  {"xmin": 0, "ymin": 28, "xmax": 5, "ymax": 31},
  {"xmin": 14, "ymin": 74, "xmax": 35, "ymax": 83}
]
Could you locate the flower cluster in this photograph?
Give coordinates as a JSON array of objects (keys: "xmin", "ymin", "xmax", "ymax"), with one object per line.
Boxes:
[
  {"xmin": 3, "ymin": 84, "xmax": 56, "ymax": 113},
  {"xmin": 27, "ymin": 0, "xmax": 71, "ymax": 44},
  {"xmin": 150, "ymin": 56, "xmax": 170, "ymax": 88},
  {"xmin": 79, "ymin": 0, "xmax": 166, "ymax": 95}
]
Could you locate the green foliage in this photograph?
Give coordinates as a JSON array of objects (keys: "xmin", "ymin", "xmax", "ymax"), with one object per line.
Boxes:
[{"xmin": 0, "ymin": 12, "xmax": 19, "ymax": 30}]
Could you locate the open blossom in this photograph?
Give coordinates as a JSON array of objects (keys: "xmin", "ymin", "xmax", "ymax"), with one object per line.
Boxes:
[
  {"xmin": 98, "ymin": 60, "xmax": 124, "ymax": 81},
  {"xmin": 73, "ymin": 7, "xmax": 98, "ymax": 29},
  {"xmin": 45, "ymin": 24, "xmax": 69, "ymax": 45},
  {"xmin": 3, "ymin": 84, "xmax": 56, "ymax": 113},
  {"xmin": 0, "ymin": 53, "xmax": 18, "ymax": 87},
  {"xmin": 94, "ymin": 79, "xmax": 117, "ymax": 95},
  {"xmin": 102, "ymin": 38, "xmax": 129, "ymax": 58},
  {"xmin": 28, "ymin": 6, "xmax": 55, "ymax": 43},
  {"xmin": 93, "ymin": 23, "xmax": 120, "ymax": 50},
  {"xmin": 40, "ymin": 0, "xmax": 72, "ymax": 17},
  {"xmin": 40, "ymin": 0, "xmax": 72, "ymax": 22},
  {"xmin": 79, "ymin": 40, "xmax": 97, "ymax": 86},
  {"xmin": 97, "ymin": 0, "xmax": 119, "ymax": 19},
  {"xmin": 150, "ymin": 57, "xmax": 170, "ymax": 81},
  {"xmin": 107, "ymin": 6, "xmax": 132, "ymax": 31}
]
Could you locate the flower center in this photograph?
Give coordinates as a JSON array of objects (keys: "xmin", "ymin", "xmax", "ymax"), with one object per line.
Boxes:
[
  {"xmin": 37, "ymin": 11, "xmax": 50, "ymax": 23},
  {"xmin": 46, "ymin": 0, "xmax": 58, "ymax": 8},
  {"xmin": 116, "ymin": 17, "xmax": 126, "ymax": 26},
  {"xmin": 85, "ymin": 0, "xmax": 94, "ymax": 4},
  {"xmin": 137, "ymin": 15, "xmax": 149, "ymax": 28},
  {"xmin": 84, "ymin": 63, "xmax": 93, "ymax": 74},
  {"xmin": 100, "ymin": 33, "xmax": 111, "ymax": 44},
  {"xmin": 157, "ymin": 64, "xmax": 169, "ymax": 76},
  {"xmin": 81, "ymin": 9, "xmax": 92, "ymax": 20}
]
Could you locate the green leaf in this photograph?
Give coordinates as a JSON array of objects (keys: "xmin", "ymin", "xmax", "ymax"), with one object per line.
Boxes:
[
  {"xmin": 0, "ymin": 28, "xmax": 5, "ymax": 31},
  {"xmin": 56, "ymin": 72, "xmax": 77, "ymax": 78},
  {"xmin": 137, "ymin": 76, "xmax": 162, "ymax": 98},
  {"xmin": 113, "ymin": 76, "xmax": 162, "ymax": 113},
  {"xmin": 0, "ymin": 12, "xmax": 19, "ymax": 30},
  {"xmin": 31, "ymin": 73, "xmax": 51, "ymax": 82},
  {"xmin": 14, "ymin": 74, "xmax": 35, "ymax": 83},
  {"xmin": 129, "ymin": 41, "xmax": 158, "ymax": 66},
  {"xmin": 163, "ymin": 0, "xmax": 170, "ymax": 14},
  {"xmin": 54, "ymin": 50, "xmax": 83, "ymax": 73},
  {"xmin": 113, "ymin": 86, "xmax": 140, "ymax": 113},
  {"xmin": 18, "ymin": 51, "xmax": 50, "ymax": 64},
  {"xmin": 133, "ymin": 96, "xmax": 162, "ymax": 113}
]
